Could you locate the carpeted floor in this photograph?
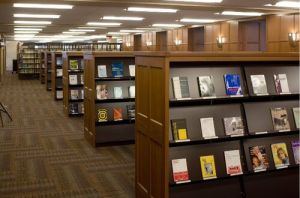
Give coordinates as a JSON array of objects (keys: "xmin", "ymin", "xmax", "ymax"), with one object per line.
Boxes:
[{"xmin": 0, "ymin": 73, "xmax": 135, "ymax": 198}]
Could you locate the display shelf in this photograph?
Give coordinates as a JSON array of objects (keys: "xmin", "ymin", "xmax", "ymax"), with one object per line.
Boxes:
[
  {"xmin": 39, "ymin": 52, "xmax": 46, "ymax": 84},
  {"xmin": 84, "ymin": 51, "xmax": 136, "ymax": 147},
  {"xmin": 51, "ymin": 52, "xmax": 63, "ymax": 100},
  {"xmin": 18, "ymin": 47, "xmax": 41, "ymax": 80},
  {"xmin": 45, "ymin": 52, "xmax": 52, "ymax": 91},
  {"xmin": 135, "ymin": 52, "xmax": 299, "ymax": 198}
]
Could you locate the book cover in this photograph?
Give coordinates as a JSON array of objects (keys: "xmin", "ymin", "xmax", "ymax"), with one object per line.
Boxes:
[
  {"xmin": 271, "ymin": 107, "xmax": 290, "ymax": 131},
  {"xmin": 80, "ymin": 89, "xmax": 84, "ymax": 99},
  {"xmin": 171, "ymin": 158, "xmax": 190, "ymax": 183},
  {"xmin": 292, "ymin": 140, "xmax": 300, "ymax": 164},
  {"xmin": 200, "ymin": 155, "xmax": 217, "ymax": 179},
  {"xmin": 129, "ymin": 65, "xmax": 135, "ymax": 77},
  {"xmin": 223, "ymin": 117, "xmax": 244, "ymax": 136},
  {"xmin": 70, "ymin": 90, "xmax": 79, "ymax": 100},
  {"xmin": 113, "ymin": 107, "xmax": 123, "ymax": 121},
  {"xmin": 80, "ymin": 74, "xmax": 84, "ymax": 84},
  {"xmin": 79, "ymin": 103, "xmax": 84, "ymax": 114},
  {"xmin": 69, "ymin": 103, "xmax": 79, "ymax": 114},
  {"xmin": 172, "ymin": 76, "xmax": 190, "ymax": 99},
  {"xmin": 271, "ymin": 143, "xmax": 290, "ymax": 168},
  {"xmin": 274, "ymin": 74, "xmax": 290, "ymax": 94},
  {"xmin": 112, "ymin": 62, "xmax": 124, "ymax": 77},
  {"xmin": 200, "ymin": 117, "xmax": 216, "ymax": 138},
  {"xmin": 56, "ymin": 90, "xmax": 63, "ymax": 99},
  {"xmin": 96, "ymin": 85, "xmax": 108, "ymax": 100},
  {"xmin": 69, "ymin": 75, "xmax": 78, "ymax": 85},
  {"xmin": 250, "ymin": 74, "xmax": 268, "ymax": 95},
  {"xmin": 69, "ymin": 60, "xmax": 79, "ymax": 70},
  {"xmin": 293, "ymin": 107, "xmax": 300, "ymax": 129},
  {"xmin": 197, "ymin": 76, "xmax": 216, "ymax": 97},
  {"xmin": 224, "ymin": 150, "xmax": 243, "ymax": 175},
  {"xmin": 127, "ymin": 105, "xmax": 135, "ymax": 120},
  {"xmin": 171, "ymin": 119, "xmax": 188, "ymax": 141},
  {"xmin": 97, "ymin": 65, "xmax": 107, "ymax": 78},
  {"xmin": 114, "ymin": 87, "xmax": 123, "ymax": 99},
  {"xmin": 129, "ymin": 86, "xmax": 135, "ymax": 98},
  {"xmin": 249, "ymin": 145, "xmax": 269, "ymax": 171},
  {"xmin": 56, "ymin": 57, "xmax": 63, "ymax": 66},
  {"xmin": 224, "ymin": 74, "xmax": 243, "ymax": 96},
  {"xmin": 80, "ymin": 59, "xmax": 84, "ymax": 70},
  {"xmin": 56, "ymin": 69, "xmax": 63, "ymax": 77},
  {"xmin": 97, "ymin": 109, "xmax": 108, "ymax": 122}
]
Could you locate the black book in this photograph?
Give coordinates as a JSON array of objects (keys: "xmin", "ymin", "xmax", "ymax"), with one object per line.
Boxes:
[
  {"xmin": 69, "ymin": 103, "xmax": 79, "ymax": 114},
  {"xmin": 171, "ymin": 119, "xmax": 188, "ymax": 141},
  {"xmin": 171, "ymin": 77, "xmax": 190, "ymax": 99}
]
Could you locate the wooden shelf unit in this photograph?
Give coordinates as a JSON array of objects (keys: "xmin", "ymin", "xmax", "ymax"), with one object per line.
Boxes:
[
  {"xmin": 135, "ymin": 52, "xmax": 299, "ymax": 198},
  {"xmin": 18, "ymin": 48, "xmax": 40, "ymax": 79},
  {"xmin": 39, "ymin": 52, "xmax": 46, "ymax": 84},
  {"xmin": 62, "ymin": 51, "xmax": 84, "ymax": 116},
  {"xmin": 84, "ymin": 51, "xmax": 135, "ymax": 147},
  {"xmin": 51, "ymin": 52, "xmax": 63, "ymax": 100},
  {"xmin": 45, "ymin": 52, "xmax": 52, "ymax": 91}
]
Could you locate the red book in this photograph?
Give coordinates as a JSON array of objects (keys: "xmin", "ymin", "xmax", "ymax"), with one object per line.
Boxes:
[
  {"xmin": 171, "ymin": 158, "xmax": 190, "ymax": 183},
  {"xmin": 113, "ymin": 107, "xmax": 123, "ymax": 121}
]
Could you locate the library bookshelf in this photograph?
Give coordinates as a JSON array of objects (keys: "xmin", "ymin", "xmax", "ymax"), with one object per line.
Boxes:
[
  {"xmin": 45, "ymin": 52, "xmax": 52, "ymax": 91},
  {"xmin": 51, "ymin": 52, "xmax": 63, "ymax": 100}
]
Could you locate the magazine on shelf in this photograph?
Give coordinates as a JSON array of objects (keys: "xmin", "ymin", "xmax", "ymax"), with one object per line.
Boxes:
[
  {"xmin": 271, "ymin": 143, "xmax": 290, "ymax": 169},
  {"xmin": 250, "ymin": 74, "xmax": 268, "ymax": 95},
  {"xmin": 97, "ymin": 109, "xmax": 108, "ymax": 122},
  {"xmin": 197, "ymin": 76, "xmax": 216, "ymax": 97},
  {"xmin": 274, "ymin": 74, "xmax": 290, "ymax": 94},
  {"xmin": 69, "ymin": 75, "xmax": 78, "ymax": 85},
  {"xmin": 270, "ymin": 107, "xmax": 290, "ymax": 132},
  {"xmin": 224, "ymin": 150, "xmax": 243, "ymax": 175},
  {"xmin": 112, "ymin": 62, "xmax": 124, "ymax": 77},
  {"xmin": 224, "ymin": 74, "xmax": 243, "ymax": 96},
  {"xmin": 70, "ymin": 90, "xmax": 79, "ymax": 100},
  {"xmin": 113, "ymin": 107, "xmax": 123, "ymax": 121},
  {"xmin": 171, "ymin": 76, "xmax": 191, "ymax": 99},
  {"xmin": 223, "ymin": 117, "xmax": 244, "ymax": 136},
  {"xmin": 128, "ymin": 86, "xmax": 135, "ymax": 98},
  {"xmin": 171, "ymin": 119, "xmax": 189, "ymax": 142},
  {"xmin": 97, "ymin": 65, "xmax": 107, "ymax": 78},
  {"xmin": 200, "ymin": 155, "xmax": 217, "ymax": 180},
  {"xmin": 129, "ymin": 65, "xmax": 135, "ymax": 77},
  {"xmin": 249, "ymin": 145, "xmax": 269, "ymax": 172},
  {"xmin": 127, "ymin": 105, "xmax": 135, "ymax": 120},
  {"xmin": 292, "ymin": 107, "xmax": 300, "ymax": 129},
  {"xmin": 171, "ymin": 158, "xmax": 190, "ymax": 184},
  {"xmin": 292, "ymin": 140, "xmax": 300, "ymax": 164},
  {"xmin": 96, "ymin": 85, "xmax": 108, "ymax": 100},
  {"xmin": 200, "ymin": 117, "xmax": 217, "ymax": 139},
  {"xmin": 69, "ymin": 59, "xmax": 79, "ymax": 70}
]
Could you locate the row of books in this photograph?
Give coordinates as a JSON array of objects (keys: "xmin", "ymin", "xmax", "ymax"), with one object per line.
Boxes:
[
  {"xmin": 171, "ymin": 107, "xmax": 299, "ymax": 142},
  {"xmin": 97, "ymin": 63, "xmax": 135, "ymax": 78},
  {"xmin": 97, "ymin": 105, "xmax": 135, "ymax": 122},
  {"xmin": 69, "ymin": 59, "xmax": 84, "ymax": 70},
  {"xmin": 96, "ymin": 85, "xmax": 135, "ymax": 100},
  {"xmin": 172, "ymin": 140, "xmax": 299, "ymax": 184},
  {"xmin": 70, "ymin": 89, "xmax": 84, "ymax": 100},
  {"xmin": 69, "ymin": 103, "xmax": 84, "ymax": 114},
  {"xmin": 69, "ymin": 74, "xmax": 84, "ymax": 85},
  {"xmin": 172, "ymin": 73, "xmax": 291, "ymax": 99}
]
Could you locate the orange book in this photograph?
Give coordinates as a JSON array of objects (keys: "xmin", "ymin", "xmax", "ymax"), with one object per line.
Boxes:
[{"xmin": 113, "ymin": 107, "xmax": 123, "ymax": 121}]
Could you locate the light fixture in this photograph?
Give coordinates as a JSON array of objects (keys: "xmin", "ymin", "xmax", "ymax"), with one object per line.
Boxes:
[
  {"xmin": 87, "ymin": 35, "xmax": 107, "ymax": 39},
  {"xmin": 87, "ymin": 22, "xmax": 121, "ymax": 26},
  {"xmin": 102, "ymin": 16, "xmax": 144, "ymax": 21},
  {"xmin": 217, "ymin": 11, "xmax": 263, "ymax": 16},
  {"xmin": 126, "ymin": 7, "xmax": 178, "ymax": 13},
  {"xmin": 14, "ymin": 25, "xmax": 46, "ymax": 28},
  {"xmin": 146, "ymin": 41, "xmax": 153, "ymax": 46},
  {"xmin": 69, "ymin": 29, "xmax": 95, "ymax": 32},
  {"xmin": 265, "ymin": 1, "xmax": 300, "ymax": 8},
  {"xmin": 97, "ymin": 40, "xmax": 108, "ymax": 43},
  {"xmin": 14, "ymin": 28, "xmax": 42, "ymax": 31},
  {"xmin": 77, "ymin": 26, "xmax": 107, "ymax": 29},
  {"xmin": 174, "ymin": 38, "xmax": 182, "ymax": 45},
  {"xmin": 14, "ymin": 21, "xmax": 52, "ymax": 25},
  {"xmin": 288, "ymin": 32, "xmax": 298, "ymax": 47},
  {"xmin": 180, "ymin": 18, "xmax": 217, "ymax": 23},
  {"xmin": 107, "ymin": 32, "xmax": 129, "ymax": 35},
  {"xmin": 216, "ymin": 36, "xmax": 225, "ymax": 48},
  {"xmin": 152, "ymin": 24, "xmax": 183, "ymax": 28},
  {"xmin": 62, "ymin": 31, "xmax": 86, "ymax": 34},
  {"xmin": 13, "ymin": 3, "xmax": 73, "ymax": 9},
  {"xmin": 14, "ymin": 31, "xmax": 40, "ymax": 34},
  {"xmin": 165, "ymin": 0, "xmax": 222, "ymax": 2},
  {"xmin": 14, "ymin": 34, "xmax": 35, "ymax": 38},
  {"xmin": 120, "ymin": 30, "xmax": 145, "ymax": 33},
  {"xmin": 13, "ymin": 14, "xmax": 60, "ymax": 19},
  {"xmin": 126, "ymin": 42, "xmax": 132, "ymax": 47}
]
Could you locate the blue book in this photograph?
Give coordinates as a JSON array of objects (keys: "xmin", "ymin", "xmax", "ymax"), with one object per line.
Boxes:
[
  {"xmin": 224, "ymin": 74, "xmax": 243, "ymax": 95},
  {"xmin": 111, "ymin": 62, "xmax": 124, "ymax": 77}
]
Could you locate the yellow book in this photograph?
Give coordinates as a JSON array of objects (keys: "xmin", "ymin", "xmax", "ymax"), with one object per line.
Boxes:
[
  {"xmin": 178, "ymin": 129, "xmax": 187, "ymax": 140},
  {"xmin": 200, "ymin": 155, "xmax": 217, "ymax": 179},
  {"xmin": 271, "ymin": 143, "xmax": 290, "ymax": 168}
]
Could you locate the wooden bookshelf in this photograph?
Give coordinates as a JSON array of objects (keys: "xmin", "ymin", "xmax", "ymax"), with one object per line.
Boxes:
[
  {"xmin": 51, "ymin": 52, "xmax": 63, "ymax": 100},
  {"xmin": 40, "ymin": 52, "xmax": 46, "ymax": 84},
  {"xmin": 135, "ymin": 52, "xmax": 299, "ymax": 198},
  {"xmin": 62, "ymin": 51, "xmax": 84, "ymax": 116},
  {"xmin": 45, "ymin": 52, "xmax": 52, "ymax": 91},
  {"xmin": 84, "ymin": 51, "xmax": 135, "ymax": 147},
  {"xmin": 18, "ymin": 48, "xmax": 40, "ymax": 79}
]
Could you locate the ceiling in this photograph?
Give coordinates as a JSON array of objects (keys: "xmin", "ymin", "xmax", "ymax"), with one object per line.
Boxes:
[{"xmin": 0, "ymin": 0, "xmax": 298, "ymax": 42}]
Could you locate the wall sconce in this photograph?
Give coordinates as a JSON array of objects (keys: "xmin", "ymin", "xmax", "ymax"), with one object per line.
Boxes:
[
  {"xmin": 216, "ymin": 36, "xmax": 225, "ymax": 48},
  {"xmin": 288, "ymin": 32, "xmax": 298, "ymax": 47},
  {"xmin": 174, "ymin": 38, "xmax": 182, "ymax": 46},
  {"xmin": 126, "ymin": 42, "xmax": 131, "ymax": 47},
  {"xmin": 146, "ymin": 41, "xmax": 152, "ymax": 46}
]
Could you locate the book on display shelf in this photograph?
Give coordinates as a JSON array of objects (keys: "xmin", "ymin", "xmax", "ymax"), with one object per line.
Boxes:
[
  {"xmin": 292, "ymin": 107, "xmax": 300, "ymax": 129},
  {"xmin": 274, "ymin": 74, "xmax": 290, "ymax": 94},
  {"xmin": 271, "ymin": 143, "xmax": 290, "ymax": 169},
  {"xmin": 96, "ymin": 85, "xmax": 108, "ymax": 100},
  {"xmin": 171, "ymin": 158, "xmax": 190, "ymax": 184},
  {"xmin": 129, "ymin": 65, "xmax": 135, "ymax": 77},
  {"xmin": 79, "ymin": 103, "xmax": 84, "ymax": 114},
  {"xmin": 114, "ymin": 87, "xmax": 123, "ymax": 99},
  {"xmin": 112, "ymin": 62, "xmax": 124, "ymax": 77},
  {"xmin": 249, "ymin": 145, "xmax": 269, "ymax": 172},
  {"xmin": 171, "ymin": 76, "xmax": 191, "ymax": 100},
  {"xmin": 197, "ymin": 76, "xmax": 216, "ymax": 97},
  {"xmin": 113, "ymin": 107, "xmax": 123, "ymax": 121},
  {"xmin": 224, "ymin": 150, "xmax": 243, "ymax": 175},
  {"xmin": 200, "ymin": 117, "xmax": 217, "ymax": 139},
  {"xmin": 127, "ymin": 105, "xmax": 135, "ymax": 120},
  {"xmin": 97, "ymin": 65, "xmax": 107, "ymax": 78},
  {"xmin": 128, "ymin": 86, "xmax": 135, "ymax": 98},
  {"xmin": 250, "ymin": 74, "xmax": 268, "ymax": 95},
  {"xmin": 56, "ymin": 90, "xmax": 63, "ymax": 99},
  {"xmin": 69, "ymin": 103, "xmax": 79, "ymax": 114},
  {"xmin": 224, "ymin": 74, "xmax": 243, "ymax": 96},
  {"xmin": 171, "ymin": 119, "xmax": 189, "ymax": 142},
  {"xmin": 70, "ymin": 60, "xmax": 79, "ymax": 70},
  {"xmin": 56, "ymin": 69, "xmax": 63, "ymax": 77},
  {"xmin": 200, "ymin": 155, "xmax": 217, "ymax": 180},
  {"xmin": 270, "ymin": 107, "xmax": 290, "ymax": 132},
  {"xmin": 223, "ymin": 117, "xmax": 244, "ymax": 136},
  {"xmin": 291, "ymin": 140, "xmax": 300, "ymax": 164},
  {"xmin": 97, "ymin": 108, "xmax": 108, "ymax": 122},
  {"xmin": 70, "ymin": 90, "xmax": 79, "ymax": 100},
  {"xmin": 69, "ymin": 75, "xmax": 78, "ymax": 85},
  {"xmin": 56, "ymin": 57, "xmax": 63, "ymax": 66}
]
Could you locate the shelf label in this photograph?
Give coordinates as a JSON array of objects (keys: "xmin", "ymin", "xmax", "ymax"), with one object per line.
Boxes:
[
  {"xmin": 176, "ymin": 97, "xmax": 192, "ymax": 101},
  {"xmin": 202, "ymin": 96, "xmax": 217, "ymax": 99},
  {"xmin": 175, "ymin": 139, "xmax": 191, "ymax": 143},
  {"xmin": 175, "ymin": 180, "xmax": 191, "ymax": 184},
  {"xmin": 230, "ymin": 95, "xmax": 244, "ymax": 98},
  {"xmin": 255, "ymin": 131, "xmax": 268, "ymax": 135},
  {"xmin": 203, "ymin": 176, "xmax": 217, "ymax": 180},
  {"xmin": 256, "ymin": 93, "xmax": 269, "ymax": 96},
  {"xmin": 280, "ymin": 92, "xmax": 292, "ymax": 95},
  {"xmin": 203, "ymin": 136, "xmax": 218, "ymax": 140},
  {"xmin": 276, "ymin": 165, "xmax": 288, "ymax": 170},
  {"xmin": 254, "ymin": 168, "xmax": 267, "ymax": 173},
  {"xmin": 278, "ymin": 129, "xmax": 290, "ymax": 133},
  {"xmin": 230, "ymin": 134, "xmax": 244, "ymax": 137},
  {"xmin": 230, "ymin": 172, "xmax": 243, "ymax": 176}
]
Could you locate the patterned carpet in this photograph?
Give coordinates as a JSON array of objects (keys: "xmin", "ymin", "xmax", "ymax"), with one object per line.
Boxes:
[{"xmin": 0, "ymin": 73, "xmax": 135, "ymax": 198}]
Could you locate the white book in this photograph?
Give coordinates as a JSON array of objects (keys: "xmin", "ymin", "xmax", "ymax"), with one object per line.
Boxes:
[
  {"xmin": 200, "ymin": 117, "xmax": 217, "ymax": 138},
  {"xmin": 250, "ymin": 75, "xmax": 268, "ymax": 95},
  {"xmin": 114, "ymin": 87, "xmax": 123, "ymax": 99},
  {"xmin": 129, "ymin": 65, "xmax": 135, "ymax": 77},
  {"xmin": 56, "ymin": 90, "xmax": 63, "ymax": 99},
  {"xmin": 70, "ymin": 90, "xmax": 79, "ymax": 100},
  {"xmin": 129, "ymin": 86, "xmax": 135, "ymax": 98},
  {"xmin": 81, "ymin": 89, "xmax": 84, "ymax": 99},
  {"xmin": 56, "ymin": 69, "xmax": 63, "ymax": 77},
  {"xmin": 172, "ymin": 77, "xmax": 182, "ymax": 99},
  {"xmin": 69, "ymin": 75, "xmax": 78, "ymax": 85},
  {"xmin": 171, "ymin": 158, "xmax": 190, "ymax": 183},
  {"xmin": 224, "ymin": 150, "xmax": 243, "ymax": 175},
  {"xmin": 97, "ymin": 65, "xmax": 107, "ymax": 77},
  {"xmin": 274, "ymin": 74, "xmax": 290, "ymax": 94}
]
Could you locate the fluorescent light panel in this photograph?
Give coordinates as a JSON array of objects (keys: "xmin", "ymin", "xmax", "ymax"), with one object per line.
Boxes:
[
  {"xmin": 14, "ymin": 25, "xmax": 46, "ymax": 28},
  {"xmin": 265, "ymin": 1, "xmax": 300, "ymax": 8},
  {"xmin": 14, "ymin": 28, "xmax": 42, "ymax": 31},
  {"xmin": 14, "ymin": 14, "xmax": 60, "ymax": 18},
  {"xmin": 14, "ymin": 21, "xmax": 52, "ymax": 25},
  {"xmin": 14, "ymin": 31, "xmax": 40, "ymax": 34},
  {"xmin": 102, "ymin": 16, "xmax": 144, "ymax": 21},
  {"xmin": 87, "ymin": 22, "xmax": 121, "ymax": 26},
  {"xmin": 120, "ymin": 30, "xmax": 145, "ymax": 33},
  {"xmin": 69, "ymin": 29, "xmax": 95, "ymax": 32},
  {"xmin": 218, "ymin": 11, "xmax": 263, "ymax": 16},
  {"xmin": 127, "ymin": 7, "xmax": 177, "ymax": 13},
  {"xmin": 180, "ymin": 18, "xmax": 217, "ymax": 23},
  {"xmin": 165, "ymin": 0, "xmax": 222, "ymax": 2},
  {"xmin": 62, "ymin": 31, "xmax": 86, "ymax": 34},
  {"xmin": 152, "ymin": 23, "xmax": 183, "ymax": 28},
  {"xmin": 13, "ymin": 3, "xmax": 73, "ymax": 9},
  {"xmin": 107, "ymin": 32, "xmax": 129, "ymax": 35}
]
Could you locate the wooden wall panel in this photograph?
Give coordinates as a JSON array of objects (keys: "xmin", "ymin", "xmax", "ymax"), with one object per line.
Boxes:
[
  {"xmin": 141, "ymin": 32, "xmax": 156, "ymax": 51},
  {"xmin": 188, "ymin": 27, "xmax": 204, "ymax": 51},
  {"xmin": 156, "ymin": 31, "xmax": 167, "ymax": 51},
  {"xmin": 122, "ymin": 35, "xmax": 134, "ymax": 51},
  {"xmin": 167, "ymin": 28, "xmax": 188, "ymax": 51}
]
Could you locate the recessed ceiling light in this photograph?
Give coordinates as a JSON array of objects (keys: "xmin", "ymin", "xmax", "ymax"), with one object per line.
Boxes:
[
  {"xmin": 69, "ymin": 29, "xmax": 95, "ymax": 32},
  {"xmin": 62, "ymin": 31, "xmax": 86, "ymax": 34},
  {"xmin": 77, "ymin": 26, "xmax": 107, "ymax": 29},
  {"xmin": 218, "ymin": 11, "xmax": 264, "ymax": 16},
  {"xmin": 152, "ymin": 23, "xmax": 183, "ymax": 28},
  {"xmin": 180, "ymin": 18, "xmax": 217, "ymax": 23},
  {"xmin": 14, "ymin": 28, "xmax": 43, "ymax": 31},
  {"xmin": 165, "ymin": 0, "xmax": 222, "ymax": 2},
  {"xmin": 14, "ymin": 21, "xmax": 52, "ymax": 25},
  {"xmin": 127, "ymin": 7, "xmax": 178, "ymax": 13},
  {"xmin": 14, "ymin": 31, "xmax": 40, "ymax": 34},
  {"xmin": 87, "ymin": 35, "xmax": 107, "ymax": 39},
  {"xmin": 120, "ymin": 30, "xmax": 145, "ymax": 33},
  {"xmin": 265, "ymin": 1, "xmax": 300, "ymax": 8},
  {"xmin": 13, "ymin": 3, "xmax": 73, "ymax": 9},
  {"xmin": 97, "ymin": 40, "xmax": 108, "ymax": 43},
  {"xmin": 14, "ymin": 34, "xmax": 35, "ymax": 37},
  {"xmin": 87, "ymin": 22, "xmax": 121, "ymax": 26},
  {"xmin": 107, "ymin": 32, "xmax": 129, "ymax": 35},
  {"xmin": 102, "ymin": 16, "xmax": 144, "ymax": 21},
  {"xmin": 14, "ymin": 25, "xmax": 46, "ymax": 28},
  {"xmin": 14, "ymin": 14, "xmax": 60, "ymax": 19}
]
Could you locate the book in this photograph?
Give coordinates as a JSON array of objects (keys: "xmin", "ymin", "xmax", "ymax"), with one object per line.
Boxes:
[
  {"xmin": 271, "ymin": 143, "xmax": 290, "ymax": 168},
  {"xmin": 56, "ymin": 90, "xmax": 63, "ymax": 99},
  {"xmin": 292, "ymin": 140, "xmax": 300, "ymax": 164},
  {"xmin": 129, "ymin": 65, "xmax": 135, "ymax": 77},
  {"xmin": 224, "ymin": 150, "xmax": 243, "ymax": 175},
  {"xmin": 223, "ymin": 117, "xmax": 244, "ymax": 136},
  {"xmin": 171, "ymin": 76, "xmax": 190, "ymax": 99},
  {"xmin": 114, "ymin": 87, "xmax": 123, "ymax": 99},
  {"xmin": 293, "ymin": 107, "xmax": 300, "ymax": 128},
  {"xmin": 197, "ymin": 76, "xmax": 216, "ymax": 97},
  {"xmin": 200, "ymin": 117, "xmax": 217, "ymax": 139},
  {"xmin": 274, "ymin": 74, "xmax": 290, "ymax": 94},
  {"xmin": 56, "ymin": 57, "xmax": 63, "ymax": 66},
  {"xmin": 56, "ymin": 69, "xmax": 63, "ymax": 77},
  {"xmin": 270, "ymin": 107, "xmax": 290, "ymax": 131},
  {"xmin": 224, "ymin": 74, "xmax": 243, "ymax": 96},
  {"xmin": 70, "ymin": 90, "xmax": 79, "ymax": 100},
  {"xmin": 171, "ymin": 158, "xmax": 190, "ymax": 183},
  {"xmin": 127, "ymin": 105, "xmax": 135, "ymax": 120},
  {"xmin": 69, "ymin": 103, "xmax": 79, "ymax": 114},
  {"xmin": 96, "ymin": 85, "xmax": 108, "ymax": 100},
  {"xmin": 171, "ymin": 119, "xmax": 188, "ymax": 141},
  {"xmin": 129, "ymin": 86, "xmax": 135, "ymax": 98},
  {"xmin": 70, "ymin": 60, "xmax": 79, "ymax": 70},
  {"xmin": 97, "ymin": 65, "xmax": 107, "ymax": 78},
  {"xmin": 249, "ymin": 145, "xmax": 269, "ymax": 172},
  {"xmin": 80, "ymin": 59, "xmax": 84, "ymax": 70},
  {"xmin": 250, "ymin": 75, "xmax": 268, "ymax": 95},
  {"xmin": 69, "ymin": 75, "xmax": 78, "ymax": 85},
  {"xmin": 80, "ymin": 89, "xmax": 84, "ymax": 99},
  {"xmin": 80, "ymin": 74, "xmax": 84, "ymax": 84},
  {"xmin": 97, "ymin": 109, "xmax": 108, "ymax": 122},
  {"xmin": 113, "ymin": 107, "xmax": 123, "ymax": 121},
  {"xmin": 79, "ymin": 103, "xmax": 84, "ymax": 114},
  {"xmin": 200, "ymin": 155, "xmax": 217, "ymax": 179},
  {"xmin": 112, "ymin": 62, "xmax": 124, "ymax": 77}
]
